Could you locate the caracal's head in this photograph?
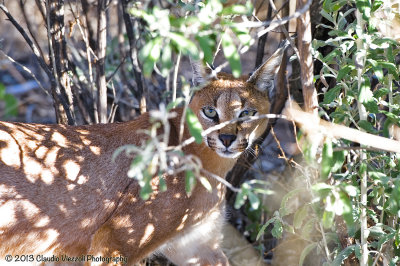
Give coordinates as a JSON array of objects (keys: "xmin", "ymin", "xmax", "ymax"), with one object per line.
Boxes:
[{"xmin": 189, "ymin": 45, "xmax": 286, "ymax": 159}]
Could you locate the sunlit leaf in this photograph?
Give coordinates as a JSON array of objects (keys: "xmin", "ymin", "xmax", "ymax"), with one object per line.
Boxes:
[
  {"xmin": 248, "ymin": 191, "xmax": 260, "ymax": 210},
  {"xmin": 234, "ymin": 182, "xmax": 251, "ymax": 209},
  {"xmin": 160, "ymin": 43, "xmax": 172, "ymax": 77},
  {"xmin": 140, "ymin": 182, "xmax": 153, "ymax": 200},
  {"xmin": 170, "ymin": 32, "xmax": 199, "ymax": 59},
  {"xmin": 355, "ymin": 0, "xmax": 371, "ymax": 21},
  {"xmin": 221, "ymin": 4, "xmax": 250, "ymax": 15},
  {"xmin": 199, "ymin": 176, "xmax": 212, "ymax": 192},
  {"xmin": 185, "ymin": 170, "xmax": 196, "ymax": 195},
  {"xmin": 222, "ymin": 32, "xmax": 241, "ymax": 78},
  {"xmin": 186, "ymin": 108, "xmax": 203, "ymax": 144},
  {"xmin": 271, "ymin": 219, "xmax": 283, "ymax": 238}
]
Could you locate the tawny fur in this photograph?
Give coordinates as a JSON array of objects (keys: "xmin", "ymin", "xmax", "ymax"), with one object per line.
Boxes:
[{"xmin": 0, "ymin": 47, "xmax": 284, "ymax": 265}]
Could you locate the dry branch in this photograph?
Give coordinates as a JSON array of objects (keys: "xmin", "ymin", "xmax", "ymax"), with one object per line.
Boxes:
[
  {"xmin": 47, "ymin": 0, "xmax": 75, "ymax": 125},
  {"xmin": 121, "ymin": 0, "xmax": 147, "ymax": 114},
  {"xmin": 296, "ymin": 0, "xmax": 318, "ymax": 115},
  {"xmin": 283, "ymin": 101, "xmax": 400, "ymax": 153},
  {"xmin": 0, "ymin": 3, "xmax": 75, "ymax": 125},
  {"xmin": 96, "ymin": 0, "xmax": 109, "ymax": 124}
]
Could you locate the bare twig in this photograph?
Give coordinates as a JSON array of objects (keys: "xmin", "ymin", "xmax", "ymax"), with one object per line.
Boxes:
[
  {"xmin": 236, "ymin": 0, "xmax": 312, "ymax": 38},
  {"xmin": 172, "ymin": 52, "xmax": 181, "ymax": 103},
  {"xmin": 201, "ymin": 169, "xmax": 240, "ymax": 193},
  {"xmin": 18, "ymin": 0, "xmax": 46, "ymax": 62},
  {"xmin": 0, "ymin": 4, "xmax": 51, "ymax": 78},
  {"xmin": 0, "ymin": 50, "xmax": 49, "ymax": 96}
]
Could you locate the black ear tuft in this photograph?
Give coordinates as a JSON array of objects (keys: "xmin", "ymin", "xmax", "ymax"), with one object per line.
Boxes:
[
  {"xmin": 247, "ymin": 40, "xmax": 289, "ymax": 100},
  {"xmin": 190, "ymin": 58, "xmax": 209, "ymax": 87}
]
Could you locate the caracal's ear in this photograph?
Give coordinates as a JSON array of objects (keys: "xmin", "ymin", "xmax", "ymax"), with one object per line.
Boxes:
[
  {"xmin": 247, "ymin": 40, "xmax": 290, "ymax": 100},
  {"xmin": 190, "ymin": 57, "xmax": 210, "ymax": 87}
]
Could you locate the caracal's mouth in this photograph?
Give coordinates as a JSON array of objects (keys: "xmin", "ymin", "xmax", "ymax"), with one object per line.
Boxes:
[{"xmin": 216, "ymin": 149, "xmax": 242, "ymax": 159}]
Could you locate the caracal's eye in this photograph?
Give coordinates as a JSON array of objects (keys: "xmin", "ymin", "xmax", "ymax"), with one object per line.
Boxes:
[
  {"xmin": 203, "ymin": 107, "xmax": 218, "ymax": 119},
  {"xmin": 239, "ymin": 110, "xmax": 257, "ymax": 118}
]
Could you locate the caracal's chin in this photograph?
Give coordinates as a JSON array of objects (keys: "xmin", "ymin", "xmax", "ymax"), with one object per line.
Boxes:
[{"xmin": 215, "ymin": 149, "xmax": 243, "ymax": 159}]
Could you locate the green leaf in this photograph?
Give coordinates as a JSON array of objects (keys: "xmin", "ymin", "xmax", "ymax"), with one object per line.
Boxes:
[
  {"xmin": 355, "ymin": 0, "xmax": 371, "ymax": 21},
  {"xmin": 149, "ymin": 38, "xmax": 162, "ymax": 61},
  {"xmin": 323, "ymin": 85, "xmax": 341, "ymax": 104},
  {"xmin": 339, "ymin": 191, "xmax": 354, "ymax": 226},
  {"xmin": 199, "ymin": 176, "xmax": 212, "ymax": 192},
  {"xmin": 140, "ymin": 182, "xmax": 153, "ymax": 200},
  {"xmin": 372, "ymin": 0, "xmax": 383, "ymax": 11},
  {"xmin": 166, "ymin": 97, "xmax": 184, "ymax": 111},
  {"xmin": 331, "ymin": 245, "xmax": 356, "ymax": 266},
  {"xmin": 337, "ymin": 65, "xmax": 354, "ymax": 81},
  {"xmin": 299, "ymin": 243, "xmax": 317, "ymax": 266},
  {"xmin": 196, "ymin": 35, "xmax": 215, "ymax": 65},
  {"xmin": 323, "ymin": 48, "xmax": 341, "ymax": 63},
  {"xmin": 320, "ymin": 8, "xmax": 334, "ymax": 23},
  {"xmin": 358, "ymin": 77, "xmax": 373, "ymax": 103},
  {"xmin": 321, "ymin": 138, "xmax": 333, "ymax": 180},
  {"xmin": 331, "ymin": 150, "xmax": 346, "ymax": 173},
  {"xmin": 322, "ymin": 210, "xmax": 335, "ymax": 229},
  {"xmin": 256, "ymin": 217, "xmax": 275, "ymax": 240},
  {"xmin": 271, "ymin": 219, "xmax": 283, "ymax": 238},
  {"xmin": 186, "ymin": 108, "xmax": 203, "ymax": 144},
  {"xmin": 293, "ymin": 204, "xmax": 309, "ymax": 229},
  {"xmin": 373, "ymin": 87, "xmax": 389, "ymax": 99},
  {"xmin": 279, "ymin": 188, "xmax": 303, "ymax": 217},
  {"xmin": 378, "ymin": 232, "xmax": 395, "ymax": 250},
  {"xmin": 0, "ymin": 83, "xmax": 5, "ymax": 99},
  {"xmin": 359, "ymin": 162, "xmax": 367, "ymax": 175},
  {"xmin": 159, "ymin": 176, "xmax": 167, "ymax": 192},
  {"xmin": 358, "ymin": 120, "xmax": 377, "ymax": 133},
  {"xmin": 248, "ymin": 191, "xmax": 260, "ymax": 210},
  {"xmin": 377, "ymin": 61, "xmax": 398, "ymax": 76},
  {"xmin": 358, "ymin": 76, "xmax": 378, "ymax": 113},
  {"xmin": 185, "ymin": 170, "xmax": 197, "ymax": 195},
  {"xmin": 221, "ymin": 4, "xmax": 250, "ymax": 15},
  {"xmin": 170, "ymin": 32, "xmax": 199, "ymax": 59},
  {"xmin": 234, "ymin": 183, "xmax": 250, "ymax": 209},
  {"xmin": 4, "ymin": 94, "xmax": 18, "ymax": 117},
  {"xmin": 142, "ymin": 59, "xmax": 155, "ymax": 77},
  {"xmin": 161, "ymin": 43, "xmax": 172, "ymax": 77},
  {"xmin": 222, "ymin": 32, "xmax": 241, "ymax": 78}
]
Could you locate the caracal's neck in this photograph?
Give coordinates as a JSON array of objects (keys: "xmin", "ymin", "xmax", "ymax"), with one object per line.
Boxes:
[{"xmin": 189, "ymin": 142, "xmax": 237, "ymax": 178}]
